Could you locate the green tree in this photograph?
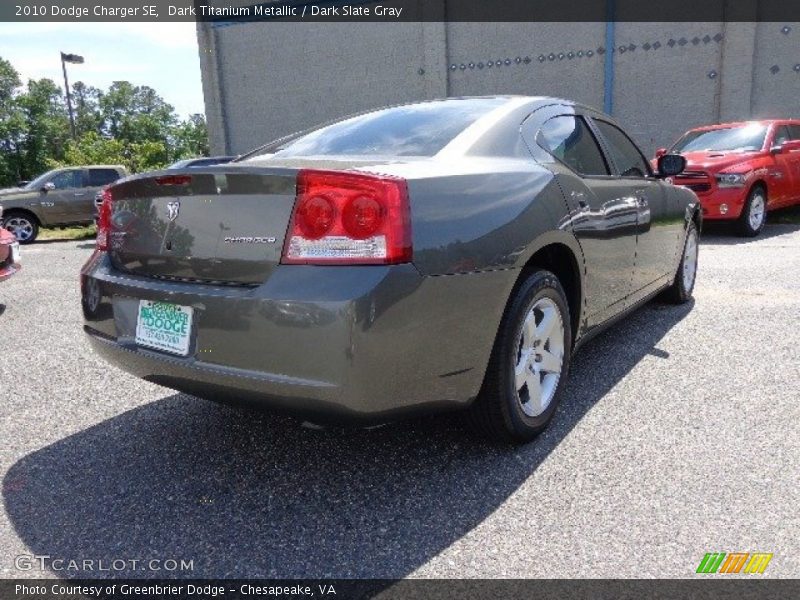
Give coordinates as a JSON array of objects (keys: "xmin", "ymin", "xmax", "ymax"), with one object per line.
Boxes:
[
  {"xmin": 17, "ymin": 78, "xmax": 70, "ymax": 178},
  {"xmin": 172, "ymin": 113, "xmax": 210, "ymax": 158},
  {"xmin": 71, "ymin": 81, "xmax": 104, "ymax": 137},
  {"xmin": 0, "ymin": 57, "xmax": 25, "ymax": 185},
  {"xmin": 0, "ymin": 55, "xmax": 209, "ymax": 186}
]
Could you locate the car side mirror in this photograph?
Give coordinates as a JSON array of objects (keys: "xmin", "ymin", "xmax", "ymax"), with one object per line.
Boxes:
[
  {"xmin": 657, "ymin": 153, "xmax": 687, "ymax": 178},
  {"xmin": 41, "ymin": 182, "xmax": 55, "ymax": 193},
  {"xmin": 655, "ymin": 147, "xmax": 667, "ymax": 158}
]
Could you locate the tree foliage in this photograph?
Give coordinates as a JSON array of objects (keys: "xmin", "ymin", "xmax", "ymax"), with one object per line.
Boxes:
[{"xmin": 0, "ymin": 55, "xmax": 209, "ymax": 186}]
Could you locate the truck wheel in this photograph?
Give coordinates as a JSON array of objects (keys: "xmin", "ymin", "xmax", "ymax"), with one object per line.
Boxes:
[
  {"xmin": 1, "ymin": 211, "xmax": 39, "ymax": 244},
  {"xmin": 469, "ymin": 270, "xmax": 572, "ymax": 443},
  {"xmin": 737, "ymin": 185, "xmax": 767, "ymax": 237}
]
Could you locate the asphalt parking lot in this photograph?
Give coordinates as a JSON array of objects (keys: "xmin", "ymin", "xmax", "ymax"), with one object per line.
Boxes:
[{"xmin": 1, "ymin": 220, "xmax": 798, "ymax": 580}]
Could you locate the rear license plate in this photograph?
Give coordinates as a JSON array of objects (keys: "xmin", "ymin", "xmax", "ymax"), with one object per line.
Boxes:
[
  {"xmin": 135, "ymin": 300, "xmax": 193, "ymax": 356},
  {"xmin": 10, "ymin": 242, "xmax": 20, "ymax": 265}
]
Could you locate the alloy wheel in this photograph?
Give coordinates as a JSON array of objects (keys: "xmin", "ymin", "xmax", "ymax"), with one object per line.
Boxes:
[
  {"xmin": 682, "ymin": 228, "xmax": 699, "ymax": 291},
  {"xmin": 3, "ymin": 217, "xmax": 34, "ymax": 242},
  {"xmin": 748, "ymin": 193, "xmax": 766, "ymax": 231},
  {"xmin": 514, "ymin": 297, "xmax": 565, "ymax": 418}
]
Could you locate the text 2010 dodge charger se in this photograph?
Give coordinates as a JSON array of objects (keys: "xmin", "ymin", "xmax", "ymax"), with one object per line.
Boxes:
[{"xmin": 81, "ymin": 97, "xmax": 700, "ymax": 442}]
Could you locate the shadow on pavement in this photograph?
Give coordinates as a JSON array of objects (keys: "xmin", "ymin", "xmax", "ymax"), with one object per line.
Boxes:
[
  {"xmin": 701, "ymin": 207, "xmax": 800, "ymax": 246},
  {"xmin": 3, "ymin": 300, "xmax": 693, "ymax": 579}
]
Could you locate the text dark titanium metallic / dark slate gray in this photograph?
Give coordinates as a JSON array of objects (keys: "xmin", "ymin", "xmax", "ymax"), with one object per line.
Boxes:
[{"xmin": 81, "ymin": 97, "xmax": 701, "ymax": 442}]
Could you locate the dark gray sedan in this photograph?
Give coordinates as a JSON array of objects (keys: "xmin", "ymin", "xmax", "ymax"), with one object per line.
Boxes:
[{"xmin": 81, "ymin": 97, "xmax": 700, "ymax": 442}]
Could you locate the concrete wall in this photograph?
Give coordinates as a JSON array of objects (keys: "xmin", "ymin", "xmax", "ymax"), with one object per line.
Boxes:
[{"xmin": 197, "ymin": 17, "xmax": 800, "ymax": 157}]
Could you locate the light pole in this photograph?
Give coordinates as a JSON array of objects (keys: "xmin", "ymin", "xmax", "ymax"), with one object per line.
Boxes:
[{"xmin": 60, "ymin": 52, "xmax": 84, "ymax": 139}]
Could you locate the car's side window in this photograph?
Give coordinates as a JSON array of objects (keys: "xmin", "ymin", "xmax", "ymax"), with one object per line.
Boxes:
[
  {"xmin": 88, "ymin": 168, "xmax": 121, "ymax": 187},
  {"xmin": 592, "ymin": 120, "xmax": 651, "ymax": 178},
  {"xmin": 538, "ymin": 115, "xmax": 610, "ymax": 176},
  {"xmin": 49, "ymin": 170, "xmax": 83, "ymax": 190},
  {"xmin": 788, "ymin": 124, "xmax": 800, "ymax": 140},
  {"xmin": 774, "ymin": 125, "xmax": 792, "ymax": 146}
]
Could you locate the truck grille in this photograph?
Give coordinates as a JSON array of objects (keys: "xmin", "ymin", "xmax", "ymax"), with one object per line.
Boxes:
[{"xmin": 674, "ymin": 170, "xmax": 712, "ymax": 193}]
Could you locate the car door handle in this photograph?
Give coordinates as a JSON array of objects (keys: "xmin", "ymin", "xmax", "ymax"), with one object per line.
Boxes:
[{"xmin": 571, "ymin": 190, "xmax": 588, "ymax": 208}]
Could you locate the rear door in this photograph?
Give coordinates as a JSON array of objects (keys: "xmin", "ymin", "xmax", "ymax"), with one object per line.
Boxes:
[
  {"xmin": 589, "ymin": 117, "xmax": 682, "ymax": 299},
  {"xmin": 536, "ymin": 113, "xmax": 638, "ymax": 327}
]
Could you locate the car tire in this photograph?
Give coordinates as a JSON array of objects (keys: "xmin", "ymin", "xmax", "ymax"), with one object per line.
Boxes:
[
  {"xmin": 737, "ymin": 185, "xmax": 767, "ymax": 237},
  {"xmin": 1, "ymin": 210, "xmax": 39, "ymax": 244},
  {"xmin": 469, "ymin": 270, "xmax": 572, "ymax": 443},
  {"xmin": 663, "ymin": 221, "xmax": 699, "ymax": 304}
]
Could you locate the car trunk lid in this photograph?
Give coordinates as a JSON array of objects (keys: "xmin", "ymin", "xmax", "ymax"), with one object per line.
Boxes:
[{"xmin": 107, "ymin": 167, "xmax": 298, "ymax": 285}]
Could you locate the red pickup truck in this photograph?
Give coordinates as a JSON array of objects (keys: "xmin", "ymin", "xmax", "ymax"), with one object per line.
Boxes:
[
  {"xmin": 657, "ymin": 120, "xmax": 800, "ymax": 236},
  {"xmin": 0, "ymin": 207, "xmax": 21, "ymax": 282}
]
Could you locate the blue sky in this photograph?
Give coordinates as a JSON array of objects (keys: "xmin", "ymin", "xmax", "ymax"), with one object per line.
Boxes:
[{"xmin": 0, "ymin": 22, "xmax": 204, "ymax": 118}]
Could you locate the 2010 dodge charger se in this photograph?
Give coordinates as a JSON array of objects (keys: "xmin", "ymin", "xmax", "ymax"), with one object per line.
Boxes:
[{"xmin": 81, "ymin": 97, "xmax": 700, "ymax": 442}]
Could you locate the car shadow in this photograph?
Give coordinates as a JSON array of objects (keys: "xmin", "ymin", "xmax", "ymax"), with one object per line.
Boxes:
[
  {"xmin": 701, "ymin": 207, "xmax": 800, "ymax": 246},
  {"xmin": 3, "ymin": 300, "xmax": 693, "ymax": 579},
  {"xmin": 0, "ymin": 304, "xmax": 5, "ymax": 317}
]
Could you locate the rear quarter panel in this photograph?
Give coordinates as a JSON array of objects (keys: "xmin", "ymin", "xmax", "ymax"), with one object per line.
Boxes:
[{"xmin": 365, "ymin": 157, "xmax": 572, "ymax": 276}]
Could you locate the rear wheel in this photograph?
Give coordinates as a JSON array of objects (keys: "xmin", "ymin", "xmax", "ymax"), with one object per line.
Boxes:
[
  {"xmin": 663, "ymin": 221, "xmax": 699, "ymax": 304},
  {"xmin": 469, "ymin": 270, "xmax": 572, "ymax": 443},
  {"xmin": 1, "ymin": 211, "xmax": 39, "ymax": 244},
  {"xmin": 737, "ymin": 185, "xmax": 767, "ymax": 237}
]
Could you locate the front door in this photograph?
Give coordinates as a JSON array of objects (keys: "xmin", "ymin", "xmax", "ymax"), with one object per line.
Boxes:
[
  {"xmin": 590, "ymin": 118, "xmax": 683, "ymax": 298},
  {"xmin": 41, "ymin": 169, "xmax": 86, "ymax": 224}
]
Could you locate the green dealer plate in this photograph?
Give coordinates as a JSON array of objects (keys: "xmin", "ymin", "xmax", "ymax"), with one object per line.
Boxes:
[{"xmin": 135, "ymin": 300, "xmax": 193, "ymax": 356}]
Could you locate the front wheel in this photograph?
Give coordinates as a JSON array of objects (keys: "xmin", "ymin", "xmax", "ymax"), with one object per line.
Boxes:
[
  {"xmin": 737, "ymin": 186, "xmax": 767, "ymax": 237},
  {"xmin": 663, "ymin": 221, "xmax": 699, "ymax": 304},
  {"xmin": 469, "ymin": 270, "xmax": 572, "ymax": 443},
  {"xmin": 1, "ymin": 211, "xmax": 39, "ymax": 244}
]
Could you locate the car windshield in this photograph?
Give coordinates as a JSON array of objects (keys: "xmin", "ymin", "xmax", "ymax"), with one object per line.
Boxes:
[
  {"xmin": 671, "ymin": 123, "xmax": 768, "ymax": 153},
  {"xmin": 245, "ymin": 98, "xmax": 510, "ymax": 159}
]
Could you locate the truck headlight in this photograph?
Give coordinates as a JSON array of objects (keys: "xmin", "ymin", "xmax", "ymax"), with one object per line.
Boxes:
[{"xmin": 715, "ymin": 173, "xmax": 748, "ymax": 188}]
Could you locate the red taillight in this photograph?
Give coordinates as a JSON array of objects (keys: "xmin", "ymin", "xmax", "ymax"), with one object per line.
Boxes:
[
  {"xmin": 282, "ymin": 170, "xmax": 412, "ymax": 265},
  {"xmin": 155, "ymin": 174, "xmax": 192, "ymax": 186},
  {"xmin": 96, "ymin": 187, "xmax": 113, "ymax": 251}
]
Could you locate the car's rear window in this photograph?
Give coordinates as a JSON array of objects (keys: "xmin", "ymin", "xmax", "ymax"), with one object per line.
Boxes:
[
  {"xmin": 262, "ymin": 98, "xmax": 509, "ymax": 158},
  {"xmin": 88, "ymin": 168, "xmax": 121, "ymax": 186}
]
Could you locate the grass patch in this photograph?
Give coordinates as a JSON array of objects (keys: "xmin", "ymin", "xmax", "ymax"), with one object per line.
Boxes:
[{"xmin": 38, "ymin": 224, "xmax": 97, "ymax": 241}]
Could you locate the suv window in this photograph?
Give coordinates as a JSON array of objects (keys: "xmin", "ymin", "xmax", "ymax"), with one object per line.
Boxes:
[
  {"xmin": 538, "ymin": 115, "xmax": 609, "ymax": 176},
  {"xmin": 593, "ymin": 120, "xmax": 650, "ymax": 177},
  {"xmin": 50, "ymin": 170, "xmax": 83, "ymax": 189},
  {"xmin": 88, "ymin": 168, "xmax": 121, "ymax": 186},
  {"xmin": 788, "ymin": 124, "xmax": 800, "ymax": 140}
]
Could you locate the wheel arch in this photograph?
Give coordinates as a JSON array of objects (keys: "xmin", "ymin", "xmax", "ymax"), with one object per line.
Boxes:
[
  {"xmin": 510, "ymin": 234, "xmax": 585, "ymax": 344},
  {"xmin": 2, "ymin": 207, "xmax": 42, "ymax": 226}
]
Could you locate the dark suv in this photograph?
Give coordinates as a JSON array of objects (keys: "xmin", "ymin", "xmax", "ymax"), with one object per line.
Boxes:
[{"xmin": 0, "ymin": 165, "xmax": 128, "ymax": 243}]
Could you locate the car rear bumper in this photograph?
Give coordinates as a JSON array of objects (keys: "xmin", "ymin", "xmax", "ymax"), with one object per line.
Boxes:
[{"xmin": 81, "ymin": 252, "xmax": 514, "ymax": 422}]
